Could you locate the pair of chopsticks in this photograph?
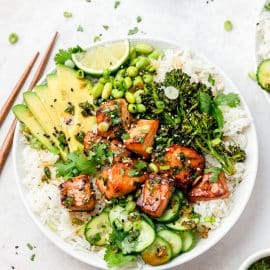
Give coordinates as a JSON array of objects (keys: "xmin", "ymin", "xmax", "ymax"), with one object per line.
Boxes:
[{"xmin": 0, "ymin": 32, "xmax": 59, "ymax": 172}]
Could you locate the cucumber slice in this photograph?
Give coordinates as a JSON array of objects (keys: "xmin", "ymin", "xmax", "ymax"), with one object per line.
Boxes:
[
  {"xmin": 257, "ymin": 59, "xmax": 270, "ymax": 91},
  {"xmin": 141, "ymin": 213, "xmax": 155, "ymax": 229},
  {"xmin": 166, "ymin": 216, "xmax": 197, "ymax": 231},
  {"xmin": 109, "ymin": 205, "xmax": 127, "ymax": 229},
  {"xmin": 122, "ymin": 220, "xmax": 155, "ymax": 254},
  {"xmin": 84, "ymin": 212, "xmax": 112, "ymax": 246},
  {"xmin": 180, "ymin": 231, "xmax": 197, "ymax": 252},
  {"xmin": 141, "ymin": 236, "xmax": 172, "ymax": 266},
  {"xmin": 156, "ymin": 194, "xmax": 180, "ymax": 223},
  {"xmin": 158, "ymin": 230, "xmax": 182, "ymax": 257}
]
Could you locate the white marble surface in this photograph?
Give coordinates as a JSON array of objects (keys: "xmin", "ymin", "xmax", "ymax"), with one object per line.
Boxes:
[{"xmin": 0, "ymin": 0, "xmax": 269, "ymax": 269}]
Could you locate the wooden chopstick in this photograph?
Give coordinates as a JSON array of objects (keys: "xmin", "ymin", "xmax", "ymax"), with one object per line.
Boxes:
[
  {"xmin": 0, "ymin": 52, "xmax": 39, "ymax": 126},
  {"xmin": 0, "ymin": 31, "xmax": 59, "ymax": 173}
]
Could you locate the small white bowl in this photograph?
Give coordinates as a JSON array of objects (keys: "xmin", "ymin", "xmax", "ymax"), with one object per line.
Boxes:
[{"xmin": 239, "ymin": 249, "xmax": 270, "ymax": 270}]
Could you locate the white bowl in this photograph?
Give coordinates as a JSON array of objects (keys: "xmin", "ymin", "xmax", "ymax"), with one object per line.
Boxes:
[
  {"xmin": 13, "ymin": 37, "xmax": 259, "ymax": 269},
  {"xmin": 239, "ymin": 249, "xmax": 270, "ymax": 270},
  {"xmin": 255, "ymin": 0, "xmax": 270, "ymax": 103}
]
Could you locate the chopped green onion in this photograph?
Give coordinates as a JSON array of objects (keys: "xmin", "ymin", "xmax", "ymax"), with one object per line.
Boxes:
[
  {"xmin": 76, "ymin": 69, "xmax": 84, "ymax": 79},
  {"xmin": 9, "ymin": 33, "xmax": 19, "ymax": 44},
  {"xmin": 63, "ymin": 11, "xmax": 72, "ymax": 18},
  {"xmin": 148, "ymin": 163, "xmax": 158, "ymax": 173},
  {"xmin": 160, "ymin": 165, "xmax": 170, "ymax": 171},
  {"xmin": 248, "ymin": 71, "xmax": 256, "ymax": 81},
  {"xmin": 224, "ymin": 20, "xmax": 233, "ymax": 31},
  {"xmin": 146, "ymin": 147, "xmax": 153, "ymax": 154},
  {"xmin": 30, "ymin": 254, "xmax": 36, "ymax": 261}
]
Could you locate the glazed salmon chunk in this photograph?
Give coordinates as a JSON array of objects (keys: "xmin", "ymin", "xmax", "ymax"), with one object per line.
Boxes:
[
  {"xmin": 84, "ymin": 131, "xmax": 106, "ymax": 153},
  {"xmin": 96, "ymin": 98, "xmax": 131, "ymax": 138},
  {"xmin": 110, "ymin": 139, "xmax": 131, "ymax": 162},
  {"xmin": 59, "ymin": 175, "xmax": 95, "ymax": 211},
  {"xmin": 158, "ymin": 145, "xmax": 205, "ymax": 192},
  {"xmin": 124, "ymin": 119, "xmax": 159, "ymax": 159},
  {"xmin": 96, "ymin": 161, "xmax": 147, "ymax": 199},
  {"xmin": 188, "ymin": 170, "xmax": 229, "ymax": 201},
  {"xmin": 137, "ymin": 174, "xmax": 174, "ymax": 218}
]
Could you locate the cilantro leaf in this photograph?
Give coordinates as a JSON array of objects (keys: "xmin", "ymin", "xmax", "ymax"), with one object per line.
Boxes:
[
  {"xmin": 212, "ymin": 104, "xmax": 224, "ymax": 129},
  {"xmin": 204, "ymin": 167, "xmax": 222, "ymax": 183},
  {"xmin": 54, "ymin": 46, "xmax": 84, "ymax": 65},
  {"xmin": 208, "ymin": 74, "xmax": 215, "ymax": 86},
  {"xmin": 104, "ymin": 246, "xmax": 136, "ymax": 268},
  {"xmin": 214, "ymin": 92, "xmax": 240, "ymax": 108},
  {"xmin": 103, "ymin": 25, "xmax": 109, "ymax": 30},
  {"xmin": 198, "ymin": 92, "xmax": 212, "ymax": 114}
]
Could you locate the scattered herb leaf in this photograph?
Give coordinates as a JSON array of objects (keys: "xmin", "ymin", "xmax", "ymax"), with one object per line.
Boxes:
[
  {"xmin": 54, "ymin": 46, "xmax": 84, "ymax": 65},
  {"xmin": 208, "ymin": 74, "xmax": 215, "ymax": 86},
  {"xmin": 128, "ymin": 27, "xmax": 139, "ymax": 36},
  {"xmin": 77, "ymin": 25, "xmax": 84, "ymax": 32},
  {"xmin": 114, "ymin": 1, "xmax": 120, "ymax": 9},
  {"xmin": 93, "ymin": 35, "xmax": 101, "ymax": 43},
  {"xmin": 136, "ymin": 16, "xmax": 142, "ymax": 23},
  {"xmin": 248, "ymin": 71, "xmax": 256, "ymax": 81},
  {"xmin": 26, "ymin": 243, "xmax": 34, "ymax": 250},
  {"xmin": 204, "ymin": 167, "xmax": 222, "ymax": 183},
  {"xmin": 30, "ymin": 254, "xmax": 36, "ymax": 261},
  {"xmin": 103, "ymin": 25, "xmax": 109, "ymax": 31}
]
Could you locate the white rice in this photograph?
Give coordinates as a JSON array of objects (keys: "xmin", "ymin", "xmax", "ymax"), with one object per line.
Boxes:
[
  {"xmin": 20, "ymin": 48, "xmax": 250, "ymax": 254},
  {"xmin": 256, "ymin": 5, "xmax": 270, "ymax": 61}
]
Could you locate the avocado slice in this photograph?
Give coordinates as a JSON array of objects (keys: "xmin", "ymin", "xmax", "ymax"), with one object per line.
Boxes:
[
  {"xmin": 56, "ymin": 65, "xmax": 96, "ymax": 152},
  {"xmin": 23, "ymin": 91, "xmax": 67, "ymax": 160},
  {"xmin": 34, "ymin": 85, "xmax": 62, "ymax": 133},
  {"xmin": 46, "ymin": 73, "xmax": 73, "ymax": 151},
  {"xmin": 12, "ymin": 104, "xmax": 59, "ymax": 154}
]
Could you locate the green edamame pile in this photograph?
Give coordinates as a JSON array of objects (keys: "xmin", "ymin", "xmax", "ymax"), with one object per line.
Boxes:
[{"xmin": 91, "ymin": 43, "xmax": 163, "ymax": 114}]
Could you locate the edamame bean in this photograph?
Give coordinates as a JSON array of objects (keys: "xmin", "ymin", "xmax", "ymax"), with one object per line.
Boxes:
[
  {"xmin": 113, "ymin": 79, "xmax": 123, "ymax": 88},
  {"xmin": 133, "ymin": 76, "xmax": 144, "ymax": 88},
  {"xmin": 134, "ymin": 89, "xmax": 144, "ymax": 103},
  {"xmin": 143, "ymin": 74, "xmax": 153, "ymax": 84},
  {"xmin": 136, "ymin": 56, "xmax": 150, "ymax": 70},
  {"xmin": 123, "ymin": 77, "xmax": 132, "ymax": 89},
  {"xmin": 125, "ymin": 92, "xmax": 136, "ymax": 104},
  {"xmin": 101, "ymin": 82, "xmax": 112, "ymax": 99},
  {"xmin": 136, "ymin": 103, "xmax": 146, "ymax": 113},
  {"xmin": 135, "ymin": 43, "xmax": 154, "ymax": 55},
  {"xmin": 99, "ymin": 77, "xmax": 107, "ymax": 84},
  {"xmin": 147, "ymin": 65, "xmax": 157, "ymax": 73},
  {"xmin": 130, "ymin": 58, "xmax": 138, "ymax": 66},
  {"xmin": 128, "ymin": 104, "xmax": 137, "ymax": 113},
  {"xmin": 129, "ymin": 47, "xmax": 137, "ymax": 59},
  {"xmin": 148, "ymin": 49, "xmax": 164, "ymax": 60},
  {"xmin": 92, "ymin": 83, "xmax": 104, "ymax": 99},
  {"xmin": 112, "ymin": 89, "xmax": 124, "ymax": 98},
  {"xmin": 126, "ymin": 66, "xmax": 138, "ymax": 77}
]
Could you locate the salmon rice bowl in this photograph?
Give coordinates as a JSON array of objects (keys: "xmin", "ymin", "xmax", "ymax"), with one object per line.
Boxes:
[{"xmin": 13, "ymin": 38, "xmax": 253, "ymax": 269}]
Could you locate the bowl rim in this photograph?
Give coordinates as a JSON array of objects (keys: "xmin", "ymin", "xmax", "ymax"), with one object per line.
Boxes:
[
  {"xmin": 239, "ymin": 249, "xmax": 270, "ymax": 270},
  {"xmin": 12, "ymin": 36, "xmax": 259, "ymax": 270},
  {"xmin": 254, "ymin": 0, "xmax": 270, "ymax": 103}
]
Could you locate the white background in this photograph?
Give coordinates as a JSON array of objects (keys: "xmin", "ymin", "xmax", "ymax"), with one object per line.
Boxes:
[{"xmin": 0, "ymin": 0, "xmax": 270, "ymax": 269}]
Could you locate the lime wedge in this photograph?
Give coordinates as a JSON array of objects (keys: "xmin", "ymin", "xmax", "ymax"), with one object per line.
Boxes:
[{"xmin": 72, "ymin": 40, "xmax": 129, "ymax": 75}]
